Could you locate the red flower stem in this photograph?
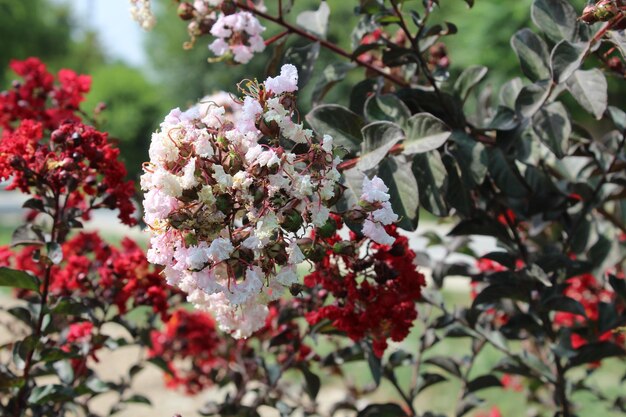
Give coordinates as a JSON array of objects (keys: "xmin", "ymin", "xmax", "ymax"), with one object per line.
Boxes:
[
  {"xmin": 13, "ymin": 194, "xmax": 61, "ymax": 417},
  {"xmin": 234, "ymin": 1, "xmax": 409, "ymax": 88},
  {"xmin": 264, "ymin": 30, "xmax": 290, "ymax": 46},
  {"xmin": 337, "ymin": 143, "xmax": 405, "ymax": 172}
]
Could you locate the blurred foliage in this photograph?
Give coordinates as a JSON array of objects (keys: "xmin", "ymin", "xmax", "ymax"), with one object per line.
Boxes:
[{"xmin": 84, "ymin": 64, "xmax": 165, "ymax": 179}]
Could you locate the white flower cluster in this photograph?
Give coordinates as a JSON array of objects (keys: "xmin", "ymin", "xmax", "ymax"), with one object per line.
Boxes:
[
  {"xmin": 142, "ymin": 65, "xmax": 343, "ymax": 337},
  {"xmin": 129, "ymin": 0, "xmax": 156, "ymax": 30},
  {"xmin": 360, "ymin": 176, "xmax": 399, "ymax": 246},
  {"xmin": 209, "ymin": 11, "xmax": 265, "ymax": 64},
  {"xmin": 175, "ymin": 1, "xmax": 266, "ymax": 64}
]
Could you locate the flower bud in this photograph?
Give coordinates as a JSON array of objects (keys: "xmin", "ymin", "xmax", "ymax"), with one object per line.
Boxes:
[
  {"xmin": 317, "ymin": 218, "xmax": 337, "ymax": 238},
  {"xmin": 177, "ymin": 2, "xmax": 195, "ymax": 20},
  {"xmin": 332, "ymin": 241, "xmax": 355, "ymax": 255},
  {"xmin": 215, "ymin": 194, "xmax": 232, "ymax": 214},
  {"xmin": 221, "ymin": 1, "xmax": 237, "ymax": 15},
  {"xmin": 199, "ymin": 17, "xmax": 216, "ymax": 34},
  {"xmin": 345, "ymin": 208, "xmax": 367, "ymax": 223},
  {"xmin": 258, "ymin": 118, "xmax": 280, "ymax": 138},
  {"xmin": 303, "ymin": 243, "xmax": 326, "ymax": 262},
  {"xmin": 266, "ymin": 242, "xmax": 288, "ymax": 264},
  {"xmin": 282, "ymin": 210, "xmax": 303, "ymax": 232},
  {"xmin": 580, "ymin": 5, "xmax": 598, "ymax": 24}
]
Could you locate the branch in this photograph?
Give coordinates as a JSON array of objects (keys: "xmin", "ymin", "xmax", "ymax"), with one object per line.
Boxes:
[{"xmin": 234, "ymin": 2, "xmax": 409, "ymax": 87}]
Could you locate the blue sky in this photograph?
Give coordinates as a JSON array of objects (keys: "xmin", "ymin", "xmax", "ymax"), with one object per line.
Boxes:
[{"xmin": 56, "ymin": 0, "xmax": 147, "ymax": 66}]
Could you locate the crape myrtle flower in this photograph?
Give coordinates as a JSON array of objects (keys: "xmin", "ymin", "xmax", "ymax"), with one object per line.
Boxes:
[{"xmin": 142, "ymin": 64, "xmax": 400, "ymax": 338}]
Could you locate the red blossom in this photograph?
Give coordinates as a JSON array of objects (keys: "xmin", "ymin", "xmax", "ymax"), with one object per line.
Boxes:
[
  {"xmin": 0, "ymin": 57, "xmax": 90, "ymax": 132},
  {"xmin": 304, "ymin": 224, "xmax": 425, "ymax": 357},
  {"xmin": 149, "ymin": 309, "xmax": 223, "ymax": 394}
]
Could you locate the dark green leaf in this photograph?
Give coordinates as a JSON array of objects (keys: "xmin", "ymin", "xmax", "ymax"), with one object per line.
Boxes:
[
  {"xmin": 364, "ymin": 94, "xmax": 411, "ymax": 126},
  {"xmin": 515, "ymin": 79, "xmax": 551, "ymax": 119},
  {"xmin": 53, "ymin": 297, "xmax": 89, "ymax": 316},
  {"xmin": 413, "ymin": 151, "xmax": 449, "ymax": 217},
  {"xmin": 424, "ymin": 356, "xmax": 462, "ymax": 377},
  {"xmin": 608, "ymin": 106, "xmax": 626, "ymax": 133},
  {"xmin": 11, "ymin": 224, "xmax": 45, "ymax": 247},
  {"xmin": 542, "ymin": 296, "xmax": 586, "ymax": 317},
  {"xmin": 22, "ymin": 198, "xmax": 45, "ymax": 212},
  {"xmin": 416, "ymin": 372, "xmax": 447, "ymax": 393},
  {"xmin": 0, "ymin": 267, "xmax": 40, "ymax": 292},
  {"xmin": 378, "ymin": 156, "xmax": 419, "ymax": 230},
  {"xmin": 363, "ymin": 342, "xmax": 382, "ymax": 386},
  {"xmin": 450, "ymin": 131, "xmax": 488, "ymax": 185},
  {"xmin": 299, "ymin": 366, "xmax": 321, "ymax": 400},
  {"xmin": 449, "ymin": 217, "xmax": 513, "ymax": 245},
  {"xmin": 472, "ymin": 284, "xmax": 530, "ymax": 308},
  {"xmin": 306, "ymin": 105, "xmax": 365, "ymax": 154},
  {"xmin": 567, "ymin": 342, "xmax": 625, "ymax": 368},
  {"xmin": 487, "ymin": 147, "xmax": 529, "ymax": 198},
  {"xmin": 312, "ymin": 62, "xmax": 356, "ymax": 104},
  {"xmin": 358, "ymin": 122, "xmax": 404, "ymax": 171},
  {"xmin": 53, "ymin": 360, "xmax": 74, "ymax": 384},
  {"xmin": 124, "ymin": 394, "xmax": 152, "ymax": 405},
  {"xmin": 357, "ymin": 403, "xmax": 407, "ymax": 417},
  {"xmin": 28, "ymin": 384, "xmax": 75, "ymax": 405},
  {"xmin": 454, "ymin": 65, "xmax": 488, "ymax": 102},
  {"xmin": 466, "ymin": 375, "xmax": 503, "ymax": 393},
  {"xmin": 281, "ymin": 41, "xmax": 320, "ymax": 88},
  {"xmin": 487, "ymin": 106, "xmax": 519, "ymax": 131},
  {"xmin": 566, "ymin": 69, "xmax": 607, "ymax": 120},
  {"xmin": 550, "ymin": 40, "xmax": 587, "ymax": 84},
  {"xmin": 531, "ymin": 0, "xmax": 578, "ymax": 42},
  {"xmin": 499, "ymin": 78, "xmax": 523, "ymax": 109},
  {"xmin": 46, "ymin": 242, "xmax": 63, "ymax": 265},
  {"xmin": 609, "ymin": 274, "xmax": 626, "ymax": 303},
  {"xmin": 403, "ymin": 113, "xmax": 451, "ymax": 155},
  {"xmin": 510, "ymin": 29, "xmax": 551, "ymax": 82},
  {"xmin": 532, "ymin": 101, "xmax": 571, "ymax": 158}
]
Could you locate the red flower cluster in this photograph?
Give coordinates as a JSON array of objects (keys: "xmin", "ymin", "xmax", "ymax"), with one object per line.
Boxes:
[
  {"xmin": 0, "ymin": 120, "xmax": 136, "ymax": 225},
  {"xmin": 304, "ymin": 222, "xmax": 425, "ymax": 357},
  {"xmin": 0, "ymin": 58, "xmax": 135, "ymax": 225},
  {"xmin": 149, "ymin": 309, "xmax": 223, "ymax": 394},
  {"xmin": 0, "ymin": 57, "xmax": 90, "ymax": 132},
  {"xmin": 2, "ymin": 232, "xmax": 173, "ymax": 319},
  {"xmin": 555, "ymin": 273, "xmax": 625, "ymax": 349}
]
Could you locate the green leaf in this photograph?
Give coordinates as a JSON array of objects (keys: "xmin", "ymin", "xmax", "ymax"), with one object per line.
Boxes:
[
  {"xmin": 454, "ymin": 65, "xmax": 488, "ymax": 102},
  {"xmin": 281, "ymin": 41, "xmax": 320, "ymax": 88},
  {"xmin": 566, "ymin": 69, "xmax": 608, "ymax": 120},
  {"xmin": 28, "ymin": 384, "xmax": 76, "ymax": 405},
  {"xmin": 363, "ymin": 342, "xmax": 382, "ymax": 386},
  {"xmin": 364, "ymin": 94, "xmax": 411, "ymax": 126},
  {"xmin": 424, "ymin": 356, "xmax": 462, "ymax": 377},
  {"xmin": 487, "ymin": 106, "xmax": 519, "ymax": 131},
  {"xmin": 413, "ymin": 151, "xmax": 449, "ymax": 217},
  {"xmin": 449, "ymin": 131, "xmax": 487, "ymax": 186},
  {"xmin": 550, "ymin": 40, "xmax": 587, "ymax": 84},
  {"xmin": 499, "ymin": 78, "xmax": 523, "ymax": 109},
  {"xmin": 608, "ymin": 106, "xmax": 626, "ymax": 133},
  {"xmin": 466, "ymin": 375, "xmax": 503, "ymax": 393},
  {"xmin": 415, "ymin": 372, "xmax": 447, "ymax": 394},
  {"xmin": 403, "ymin": 113, "xmax": 451, "ymax": 155},
  {"xmin": 312, "ymin": 62, "xmax": 356, "ymax": 105},
  {"xmin": 515, "ymin": 79, "xmax": 551, "ymax": 119},
  {"xmin": 0, "ymin": 267, "xmax": 40, "ymax": 292},
  {"xmin": 378, "ymin": 156, "xmax": 419, "ymax": 230},
  {"xmin": 532, "ymin": 101, "xmax": 571, "ymax": 158},
  {"xmin": 449, "ymin": 217, "xmax": 513, "ymax": 245},
  {"xmin": 124, "ymin": 394, "xmax": 152, "ymax": 405},
  {"xmin": 531, "ymin": 0, "xmax": 578, "ymax": 42},
  {"xmin": 358, "ymin": 122, "xmax": 404, "ymax": 171},
  {"xmin": 11, "ymin": 224, "xmax": 45, "ymax": 247},
  {"xmin": 510, "ymin": 29, "xmax": 551, "ymax": 82},
  {"xmin": 46, "ymin": 242, "xmax": 63, "ymax": 265},
  {"xmin": 296, "ymin": 1, "xmax": 330, "ymax": 39},
  {"xmin": 306, "ymin": 104, "xmax": 365, "ymax": 154},
  {"xmin": 299, "ymin": 366, "xmax": 321, "ymax": 400},
  {"xmin": 487, "ymin": 148, "xmax": 528, "ymax": 199}
]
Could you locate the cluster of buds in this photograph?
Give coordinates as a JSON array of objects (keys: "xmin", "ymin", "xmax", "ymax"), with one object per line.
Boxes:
[
  {"xmin": 129, "ymin": 0, "xmax": 157, "ymax": 30},
  {"xmin": 142, "ymin": 65, "xmax": 398, "ymax": 337},
  {"xmin": 175, "ymin": 0, "xmax": 266, "ymax": 63},
  {"xmin": 427, "ymin": 42, "xmax": 450, "ymax": 71},
  {"xmin": 580, "ymin": 0, "xmax": 625, "ymax": 24}
]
